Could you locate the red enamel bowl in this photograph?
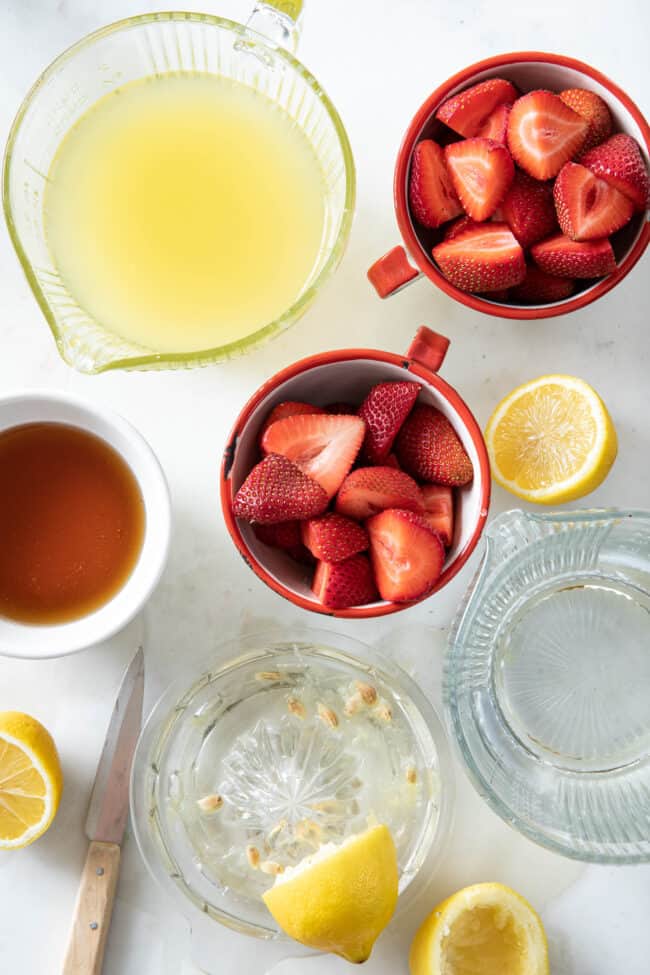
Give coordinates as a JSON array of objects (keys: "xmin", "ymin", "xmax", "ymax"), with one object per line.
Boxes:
[
  {"xmin": 220, "ymin": 327, "xmax": 490, "ymax": 618},
  {"xmin": 368, "ymin": 52, "xmax": 650, "ymax": 319}
]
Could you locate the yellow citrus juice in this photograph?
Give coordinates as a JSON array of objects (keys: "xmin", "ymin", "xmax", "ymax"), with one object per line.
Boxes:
[{"xmin": 44, "ymin": 74, "xmax": 326, "ymax": 353}]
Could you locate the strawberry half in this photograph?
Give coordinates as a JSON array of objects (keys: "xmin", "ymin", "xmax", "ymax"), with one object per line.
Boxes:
[
  {"xmin": 396, "ymin": 404, "xmax": 473, "ymax": 486},
  {"xmin": 559, "ymin": 89, "xmax": 612, "ymax": 153},
  {"xmin": 301, "ymin": 513, "xmax": 368, "ymax": 564},
  {"xmin": 367, "ymin": 509, "xmax": 445, "ymax": 603},
  {"xmin": 436, "ymin": 78, "xmax": 517, "ymax": 138},
  {"xmin": 312, "ymin": 554, "xmax": 377, "ymax": 609},
  {"xmin": 500, "ymin": 170, "xmax": 558, "ymax": 248},
  {"xmin": 262, "ymin": 414, "xmax": 365, "ymax": 499},
  {"xmin": 421, "ymin": 485, "xmax": 454, "ymax": 548},
  {"xmin": 507, "ymin": 91, "xmax": 589, "ymax": 180},
  {"xmin": 580, "ymin": 133, "xmax": 650, "ymax": 210},
  {"xmin": 259, "ymin": 401, "xmax": 324, "ymax": 443},
  {"xmin": 409, "ymin": 140, "xmax": 463, "ymax": 229},
  {"xmin": 531, "ymin": 233, "xmax": 616, "ymax": 278},
  {"xmin": 444, "ymin": 138, "xmax": 515, "ymax": 221},
  {"xmin": 358, "ymin": 381, "xmax": 420, "ymax": 464},
  {"xmin": 475, "ymin": 102, "xmax": 511, "ymax": 144},
  {"xmin": 336, "ymin": 467, "xmax": 423, "ymax": 521},
  {"xmin": 510, "ymin": 266, "xmax": 575, "ymax": 304},
  {"xmin": 253, "ymin": 521, "xmax": 313, "ymax": 564},
  {"xmin": 443, "ymin": 215, "xmax": 483, "ymax": 241},
  {"xmin": 554, "ymin": 162, "xmax": 635, "ymax": 240},
  {"xmin": 431, "ymin": 223, "xmax": 526, "ymax": 293},
  {"xmin": 233, "ymin": 454, "xmax": 328, "ymax": 524}
]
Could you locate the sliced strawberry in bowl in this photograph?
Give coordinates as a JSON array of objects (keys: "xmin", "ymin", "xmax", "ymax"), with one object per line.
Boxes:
[
  {"xmin": 396, "ymin": 404, "xmax": 473, "ymax": 486},
  {"xmin": 436, "ymin": 78, "xmax": 517, "ymax": 138},
  {"xmin": 421, "ymin": 485, "xmax": 454, "ymax": 547},
  {"xmin": 367, "ymin": 508, "xmax": 446, "ymax": 603},
  {"xmin": 554, "ymin": 162, "xmax": 635, "ymax": 240},
  {"xmin": 443, "ymin": 215, "xmax": 484, "ymax": 241},
  {"xmin": 501, "ymin": 170, "xmax": 558, "ymax": 248},
  {"xmin": 358, "ymin": 380, "xmax": 420, "ymax": 464},
  {"xmin": 475, "ymin": 102, "xmax": 511, "ymax": 144},
  {"xmin": 301, "ymin": 512, "xmax": 369, "ymax": 564},
  {"xmin": 409, "ymin": 139, "xmax": 463, "ymax": 229},
  {"xmin": 507, "ymin": 90, "xmax": 588, "ymax": 180},
  {"xmin": 431, "ymin": 223, "xmax": 526, "ymax": 293},
  {"xmin": 510, "ymin": 266, "xmax": 575, "ymax": 304},
  {"xmin": 232, "ymin": 453, "xmax": 328, "ymax": 524},
  {"xmin": 559, "ymin": 89, "xmax": 612, "ymax": 153},
  {"xmin": 531, "ymin": 233, "xmax": 616, "ymax": 278},
  {"xmin": 259, "ymin": 401, "xmax": 324, "ymax": 443},
  {"xmin": 312, "ymin": 554, "xmax": 377, "ymax": 609},
  {"xmin": 253, "ymin": 522, "xmax": 313, "ymax": 564},
  {"xmin": 580, "ymin": 133, "xmax": 650, "ymax": 210},
  {"xmin": 444, "ymin": 138, "xmax": 515, "ymax": 221},
  {"xmin": 336, "ymin": 467, "xmax": 423, "ymax": 521},
  {"xmin": 261, "ymin": 413, "xmax": 365, "ymax": 499}
]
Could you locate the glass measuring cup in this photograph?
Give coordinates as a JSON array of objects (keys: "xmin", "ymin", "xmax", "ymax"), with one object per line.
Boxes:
[
  {"xmin": 445, "ymin": 508, "xmax": 650, "ymax": 864},
  {"xmin": 3, "ymin": 4, "xmax": 355, "ymax": 373}
]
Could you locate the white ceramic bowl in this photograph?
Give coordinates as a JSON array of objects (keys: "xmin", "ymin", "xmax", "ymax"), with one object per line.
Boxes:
[{"xmin": 0, "ymin": 391, "xmax": 171, "ymax": 658}]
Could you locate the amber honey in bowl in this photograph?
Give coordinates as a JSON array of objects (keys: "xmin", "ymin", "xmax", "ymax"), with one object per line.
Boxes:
[{"xmin": 0, "ymin": 422, "xmax": 145, "ymax": 624}]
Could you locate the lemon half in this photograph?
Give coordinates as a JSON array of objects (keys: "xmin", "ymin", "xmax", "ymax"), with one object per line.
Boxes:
[
  {"xmin": 409, "ymin": 882, "xmax": 549, "ymax": 975},
  {"xmin": 0, "ymin": 711, "xmax": 63, "ymax": 849},
  {"xmin": 263, "ymin": 823, "xmax": 398, "ymax": 963},
  {"xmin": 485, "ymin": 374, "xmax": 617, "ymax": 504}
]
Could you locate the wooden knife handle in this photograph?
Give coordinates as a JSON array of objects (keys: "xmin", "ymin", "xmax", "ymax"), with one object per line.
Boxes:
[{"xmin": 62, "ymin": 840, "xmax": 121, "ymax": 975}]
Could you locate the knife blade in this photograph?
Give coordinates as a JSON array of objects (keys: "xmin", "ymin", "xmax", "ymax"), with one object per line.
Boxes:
[
  {"xmin": 62, "ymin": 646, "xmax": 145, "ymax": 975},
  {"xmin": 85, "ymin": 645, "xmax": 144, "ymax": 844}
]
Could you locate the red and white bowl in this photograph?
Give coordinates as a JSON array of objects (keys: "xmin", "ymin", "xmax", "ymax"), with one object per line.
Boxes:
[
  {"xmin": 368, "ymin": 51, "xmax": 650, "ymax": 319},
  {"xmin": 220, "ymin": 327, "xmax": 490, "ymax": 618}
]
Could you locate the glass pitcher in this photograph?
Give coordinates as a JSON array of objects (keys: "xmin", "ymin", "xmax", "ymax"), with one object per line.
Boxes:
[
  {"xmin": 445, "ymin": 507, "xmax": 650, "ymax": 864},
  {"xmin": 3, "ymin": 3, "xmax": 355, "ymax": 373}
]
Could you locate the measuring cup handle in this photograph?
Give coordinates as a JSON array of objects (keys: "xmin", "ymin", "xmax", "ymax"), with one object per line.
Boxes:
[
  {"xmin": 407, "ymin": 326, "xmax": 450, "ymax": 373},
  {"xmin": 368, "ymin": 246, "xmax": 422, "ymax": 297},
  {"xmin": 246, "ymin": 0, "xmax": 305, "ymax": 51}
]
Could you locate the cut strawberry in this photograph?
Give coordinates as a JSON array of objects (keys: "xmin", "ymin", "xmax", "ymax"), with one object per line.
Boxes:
[
  {"xmin": 436, "ymin": 78, "xmax": 517, "ymax": 138},
  {"xmin": 325, "ymin": 402, "xmax": 358, "ymax": 415},
  {"xmin": 301, "ymin": 512, "xmax": 368, "ymax": 564},
  {"xmin": 431, "ymin": 223, "xmax": 526, "ymax": 293},
  {"xmin": 475, "ymin": 102, "xmax": 511, "ymax": 144},
  {"xmin": 409, "ymin": 140, "xmax": 463, "ymax": 229},
  {"xmin": 580, "ymin": 133, "xmax": 650, "ymax": 210},
  {"xmin": 507, "ymin": 91, "xmax": 588, "ymax": 180},
  {"xmin": 501, "ymin": 170, "xmax": 558, "ymax": 248},
  {"xmin": 444, "ymin": 138, "xmax": 515, "ymax": 221},
  {"xmin": 443, "ymin": 215, "xmax": 484, "ymax": 240},
  {"xmin": 233, "ymin": 453, "xmax": 328, "ymax": 525},
  {"xmin": 366, "ymin": 509, "xmax": 445, "ymax": 603},
  {"xmin": 559, "ymin": 89, "xmax": 612, "ymax": 153},
  {"xmin": 396, "ymin": 404, "xmax": 473, "ymax": 486},
  {"xmin": 253, "ymin": 522, "xmax": 313, "ymax": 564},
  {"xmin": 358, "ymin": 381, "xmax": 420, "ymax": 464},
  {"xmin": 510, "ymin": 265, "xmax": 575, "ymax": 303},
  {"xmin": 421, "ymin": 485, "xmax": 454, "ymax": 547},
  {"xmin": 531, "ymin": 233, "xmax": 616, "ymax": 278},
  {"xmin": 554, "ymin": 162, "xmax": 635, "ymax": 240},
  {"xmin": 336, "ymin": 467, "xmax": 423, "ymax": 521},
  {"xmin": 312, "ymin": 554, "xmax": 377, "ymax": 609},
  {"xmin": 261, "ymin": 414, "xmax": 365, "ymax": 499},
  {"xmin": 259, "ymin": 401, "xmax": 324, "ymax": 443}
]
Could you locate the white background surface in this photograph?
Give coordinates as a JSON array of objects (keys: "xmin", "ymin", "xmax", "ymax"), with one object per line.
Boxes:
[{"xmin": 1, "ymin": 1, "xmax": 650, "ymax": 972}]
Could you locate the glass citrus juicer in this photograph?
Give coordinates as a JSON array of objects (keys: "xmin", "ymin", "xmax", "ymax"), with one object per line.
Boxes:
[
  {"xmin": 3, "ymin": 4, "xmax": 355, "ymax": 373},
  {"xmin": 130, "ymin": 631, "xmax": 454, "ymax": 971}
]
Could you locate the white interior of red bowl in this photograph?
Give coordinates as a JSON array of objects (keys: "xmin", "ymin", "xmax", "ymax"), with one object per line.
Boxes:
[
  {"xmin": 228, "ymin": 359, "xmax": 486, "ymax": 610},
  {"xmin": 410, "ymin": 59, "xmax": 649, "ymax": 310}
]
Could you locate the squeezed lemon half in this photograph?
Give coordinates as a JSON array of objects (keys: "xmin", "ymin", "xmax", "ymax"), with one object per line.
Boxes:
[
  {"xmin": 0, "ymin": 711, "xmax": 63, "ymax": 849},
  {"xmin": 485, "ymin": 374, "xmax": 617, "ymax": 504},
  {"xmin": 263, "ymin": 823, "xmax": 398, "ymax": 963},
  {"xmin": 409, "ymin": 882, "xmax": 549, "ymax": 975}
]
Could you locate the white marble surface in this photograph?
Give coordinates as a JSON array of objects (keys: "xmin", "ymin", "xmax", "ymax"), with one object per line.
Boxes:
[{"xmin": 1, "ymin": 1, "xmax": 650, "ymax": 972}]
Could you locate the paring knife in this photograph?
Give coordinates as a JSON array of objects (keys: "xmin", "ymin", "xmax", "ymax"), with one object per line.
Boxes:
[{"xmin": 62, "ymin": 647, "xmax": 145, "ymax": 975}]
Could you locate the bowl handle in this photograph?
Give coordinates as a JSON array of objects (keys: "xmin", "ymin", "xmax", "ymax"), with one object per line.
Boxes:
[
  {"xmin": 407, "ymin": 326, "xmax": 450, "ymax": 373},
  {"xmin": 367, "ymin": 245, "xmax": 422, "ymax": 297},
  {"xmin": 246, "ymin": 0, "xmax": 304, "ymax": 51}
]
